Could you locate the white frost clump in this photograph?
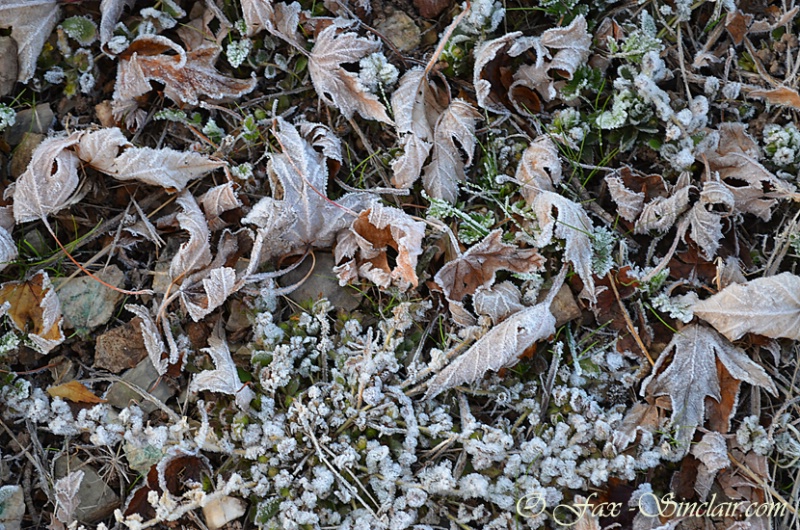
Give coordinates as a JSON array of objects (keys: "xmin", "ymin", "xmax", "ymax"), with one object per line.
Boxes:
[
  {"xmin": 460, "ymin": 0, "xmax": 505, "ymax": 34},
  {"xmin": 764, "ymin": 123, "xmax": 800, "ymax": 170},
  {"xmin": 0, "ymin": 104, "xmax": 16, "ymax": 132},
  {"xmin": 651, "ymin": 291, "xmax": 698, "ymax": 323},
  {"xmin": 226, "ymin": 39, "xmax": 252, "ymax": 69},
  {"xmin": 736, "ymin": 415, "xmax": 774, "ymax": 455},
  {"xmin": 358, "ymin": 53, "xmax": 399, "ymax": 92},
  {"xmin": 44, "ymin": 67, "xmax": 66, "ymax": 85}
]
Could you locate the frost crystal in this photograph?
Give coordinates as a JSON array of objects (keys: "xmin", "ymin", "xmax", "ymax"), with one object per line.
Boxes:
[
  {"xmin": 227, "ymin": 39, "xmax": 252, "ymax": 69},
  {"xmin": 358, "ymin": 52, "xmax": 399, "ymax": 92}
]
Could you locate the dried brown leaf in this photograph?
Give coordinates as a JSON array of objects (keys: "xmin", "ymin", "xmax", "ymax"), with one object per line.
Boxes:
[
  {"xmin": 748, "ymin": 86, "xmax": 800, "ymax": 110},
  {"xmin": 515, "ymin": 136, "xmax": 562, "ymax": 203},
  {"xmin": 170, "ymin": 191, "xmax": 213, "ymax": 282},
  {"xmin": 473, "ymin": 281, "xmax": 525, "ymax": 325},
  {"xmin": 0, "ymin": 270, "xmax": 64, "ymax": 354},
  {"xmin": 0, "ymin": 0, "xmax": 60, "ymax": 83},
  {"xmin": 309, "ymin": 25, "xmax": 392, "ymax": 124},
  {"xmin": 641, "ymin": 323, "xmax": 777, "ymax": 458},
  {"xmin": 434, "ymin": 229, "xmax": 544, "ymax": 303},
  {"xmin": 693, "ymin": 272, "xmax": 800, "ymax": 341},
  {"xmin": 47, "ymin": 381, "xmax": 106, "ymax": 404},
  {"xmin": 473, "ymin": 33, "xmax": 519, "ymax": 113},
  {"xmin": 100, "ymin": 0, "xmax": 135, "ymax": 47}
]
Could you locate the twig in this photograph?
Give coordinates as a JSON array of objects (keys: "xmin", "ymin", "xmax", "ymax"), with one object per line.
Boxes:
[{"xmin": 607, "ymin": 270, "xmax": 655, "ymax": 367}]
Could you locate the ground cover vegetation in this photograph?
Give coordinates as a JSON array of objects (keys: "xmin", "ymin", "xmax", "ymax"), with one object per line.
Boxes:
[{"xmin": 0, "ymin": 0, "xmax": 800, "ymax": 529}]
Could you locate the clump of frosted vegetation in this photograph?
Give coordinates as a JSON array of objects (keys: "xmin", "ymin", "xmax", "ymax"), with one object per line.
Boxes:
[
  {"xmin": 459, "ymin": 0, "xmax": 505, "ymax": 34},
  {"xmin": 763, "ymin": 123, "xmax": 800, "ymax": 171},
  {"xmin": 358, "ymin": 52, "xmax": 399, "ymax": 93},
  {"xmin": 227, "ymin": 39, "xmax": 252, "ymax": 69},
  {"xmin": 0, "ymin": 104, "xmax": 16, "ymax": 132}
]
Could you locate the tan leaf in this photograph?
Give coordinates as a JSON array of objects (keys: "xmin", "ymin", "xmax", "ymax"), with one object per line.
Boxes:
[
  {"xmin": 685, "ymin": 181, "xmax": 734, "ymax": 260},
  {"xmin": 100, "ymin": 0, "xmax": 135, "ymax": 47},
  {"xmin": 47, "ymin": 381, "xmax": 106, "ymax": 404},
  {"xmin": 53, "ymin": 470, "xmax": 84, "ymax": 526},
  {"xmin": 473, "ymin": 281, "xmax": 525, "ymax": 325},
  {"xmin": 605, "ymin": 174, "xmax": 645, "ymax": 222},
  {"xmin": 124, "ymin": 304, "xmax": 168, "ymax": 375},
  {"xmin": 725, "ymin": 10, "xmax": 752, "ymax": 46},
  {"xmin": 424, "ymin": 270, "xmax": 565, "ymax": 400},
  {"xmin": 0, "ymin": 0, "xmax": 60, "ymax": 83},
  {"xmin": 169, "ymin": 191, "xmax": 213, "ymax": 282},
  {"xmin": 200, "ymin": 182, "xmax": 242, "ymax": 230},
  {"xmin": 308, "ymin": 25, "xmax": 392, "ymax": 124},
  {"xmin": 241, "ymin": 0, "xmax": 275, "ymax": 36},
  {"xmin": 391, "ymin": 67, "xmax": 447, "ymax": 139},
  {"xmin": 748, "ymin": 86, "xmax": 800, "ymax": 110},
  {"xmin": 532, "ymin": 191, "xmax": 595, "ymax": 300},
  {"xmin": 391, "ymin": 135, "xmax": 432, "ymax": 189},
  {"xmin": 241, "ymin": 0, "xmax": 304, "ymax": 49},
  {"xmin": 691, "ymin": 431, "xmax": 729, "ymax": 474},
  {"xmin": 641, "ymin": 323, "xmax": 777, "ymax": 458},
  {"xmin": 693, "ymin": 272, "xmax": 800, "ymax": 341},
  {"xmin": 0, "ymin": 225, "xmax": 17, "ymax": 272},
  {"xmin": 12, "ymin": 132, "xmax": 82, "ymax": 224},
  {"xmin": 515, "ymin": 136, "xmax": 562, "ymax": 203},
  {"xmin": 180, "ymin": 266, "xmax": 238, "ymax": 322},
  {"xmin": 473, "ymin": 33, "xmax": 519, "ymax": 113},
  {"xmin": 612, "ymin": 401, "xmax": 659, "ymax": 452},
  {"xmin": 0, "ymin": 270, "xmax": 64, "ymax": 354},
  {"xmin": 343, "ymin": 204, "xmax": 426, "ymax": 290},
  {"xmin": 422, "ymin": 99, "xmax": 481, "ymax": 203},
  {"xmin": 572, "ymin": 496, "xmax": 601, "ymax": 530},
  {"xmin": 189, "ymin": 326, "xmax": 255, "ymax": 409},
  {"xmin": 74, "ymin": 127, "xmax": 130, "ymax": 173},
  {"xmin": 434, "ymin": 229, "xmax": 544, "ymax": 303},
  {"xmin": 113, "ymin": 34, "xmax": 257, "ymax": 113}
]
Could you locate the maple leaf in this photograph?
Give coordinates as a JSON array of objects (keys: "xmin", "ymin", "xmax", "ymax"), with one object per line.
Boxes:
[
  {"xmin": 308, "ymin": 24, "xmax": 392, "ymax": 124},
  {"xmin": 189, "ymin": 327, "xmax": 255, "ymax": 409},
  {"xmin": 693, "ymin": 272, "xmax": 800, "ymax": 341},
  {"xmin": 0, "ymin": 225, "xmax": 16, "ymax": 272},
  {"xmin": 113, "ymin": 34, "xmax": 257, "ymax": 115},
  {"xmin": 641, "ymin": 323, "xmax": 777, "ymax": 459},
  {"xmin": 422, "ymin": 99, "xmax": 481, "ymax": 204},
  {"xmin": 515, "ymin": 136, "xmax": 562, "ymax": 204},
  {"xmin": 200, "ymin": 182, "xmax": 242, "ymax": 230},
  {"xmin": 335, "ymin": 203, "xmax": 426, "ymax": 290},
  {"xmin": 241, "ymin": 0, "xmax": 304, "ymax": 49},
  {"xmin": 0, "ymin": 0, "xmax": 60, "ymax": 83},
  {"xmin": 245, "ymin": 118, "xmax": 371, "ymax": 258},
  {"xmin": 685, "ymin": 181, "xmax": 734, "ymax": 260},
  {"xmin": 52, "ymin": 470, "xmax": 84, "ymax": 528},
  {"xmin": 425, "ymin": 269, "xmax": 565, "ymax": 400},
  {"xmin": 434, "ymin": 229, "xmax": 544, "ymax": 303},
  {"xmin": 0, "ymin": 270, "xmax": 64, "ymax": 354}
]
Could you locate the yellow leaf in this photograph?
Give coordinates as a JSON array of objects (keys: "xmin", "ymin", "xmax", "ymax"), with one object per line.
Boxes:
[{"xmin": 47, "ymin": 380, "xmax": 106, "ymax": 404}]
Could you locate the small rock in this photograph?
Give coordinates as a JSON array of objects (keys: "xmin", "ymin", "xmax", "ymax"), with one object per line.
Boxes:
[
  {"xmin": 94, "ymin": 318, "xmax": 149, "ymax": 373},
  {"xmin": 203, "ymin": 495, "xmax": 247, "ymax": 530},
  {"xmin": 414, "ymin": 0, "xmax": 451, "ymax": 19},
  {"xmin": 56, "ymin": 265, "xmax": 125, "ymax": 332},
  {"xmin": 5, "ymin": 104, "xmax": 54, "ymax": 146},
  {"xmin": 54, "ymin": 455, "xmax": 119, "ymax": 524},
  {"xmin": 280, "ymin": 252, "xmax": 362, "ymax": 312},
  {"xmin": 550, "ymin": 284, "xmax": 582, "ymax": 327},
  {"xmin": 10, "ymin": 132, "xmax": 44, "ymax": 178},
  {"xmin": 0, "ymin": 485, "xmax": 25, "ymax": 530},
  {"xmin": 104, "ymin": 357, "xmax": 177, "ymax": 413},
  {"xmin": 0, "ymin": 37, "xmax": 18, "ymax": 97},
  {"xmin": 376, "ymin": 11, "xmax": 421, "ymax": 53}
]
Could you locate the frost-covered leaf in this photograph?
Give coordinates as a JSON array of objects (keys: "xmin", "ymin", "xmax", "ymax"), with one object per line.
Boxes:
[
  {"xmin": 308, "ymin": 25, "xmax": 392, "ymax": 124},
  {"xmin": 0, "ymin": 225, "xmax": 17, "ymax": 272},
  {"xmin": 99, "ymin": 0, "xmax": 135, "ymax": 47},
  {"xmin": 641, "ymin": 323, "xmax": 777, "ymax": 458},
  {"xmin": 0, "ymin": 485, "xmax": 24, "ymax": 530},
  {"xmin": 391, "ymin": 134, "xmax": 432, "ymax": 189},
  {"xmin": 435, "ymin": 229, "xmax": 544, "ymax": 304},
  {"xmin": 693, "ymin": 272, "xmax": 800, "ymax": 341},
  {"xmin": 532, "ymin": 191, "xmax": 595, "ymax": 300},
  {"xmin": 180, "ymin": 267, "xmax": 238, "ymax": 321},
  {"xmin": 190, "ymin": 328, "xmax": 255, "ymax": 409},
  {"xmin": 706, "ymin": 123, "xmax": 795, "ymax": 220},
  {"xmin": 200, "ymin": 182, "xmax": 242, "ymax": 230},
  {"xmin": 0, "ymin": 271, "xmax": 64, "ymax": 354},
  {"xmin": 47, "ymin": 381, "xmax": 106, "ymax": 404},
  {"xmin": 0, "ymin": 0, "xmax": 60, "ymax": 83},
  {"xmin": 241, "ymin": 0, "xmax": 303, "ymax": 48},
  {"xmin": 748, "ymin": 86, "xmax": 800, "ymax": 110},
  {"xmin": 691, "ymin": 431, "xmax": 729, "ymax": 474},
  {"xmin": 425, "ymin": 270, "xmax": 565, "ymax": 400},
  {"xmin": 241, "ymin": 0, "xmax": 275, "ymax": 36},
  {"xmin": 170, "ymin": 191, "xmax": 213, "ymax": 282},
  {"xmin": 473, "ymin": 281, "xmax": 525, "ymax": 325},
  {"xmin": 605, "ymin": 174, "xmax": 645, "ymax": 222},
  {"xmin": 422, "ymin": 99, "xmax": 481, "ymax": 204},
  {"xmin": 515, "ymin": 136, "xmax": 562, "ymax": 203},
  {"xmin": 634, "ymin": 183, "xmax": 692, "ymax": 234},
  {"xmin": 612, "ymin": 401, "xmax": 659, "ymax": 452},
  {"xmin": 113, "ymin": 35, "xmax": 257, "ymax": 112},
  {"xmin": 337, "ymin": 203, "xmax": 426, "ymax": 290},
  {"xmin": 473, "ymin": 33, "xmax": 520, "ymax": 113},
  {"xmin": 686, "ymin": 181, "xmax": 733, "ymax": 260},
  {"xmin": 53, "ymin": 470, "xmax": 84, "ymax": 526},
  {"xmin": 74, "ymin": 127, "xmax": 130, "ymax": 173},
  {"xmin": 12, "ymin": 132, "xmax": 82, "ymax": 224},
  {"xmin": 124, "ymin": 304, "xmax": 168, "ymax": 375}
]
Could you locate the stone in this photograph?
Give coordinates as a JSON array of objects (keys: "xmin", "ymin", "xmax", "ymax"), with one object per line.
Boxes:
[
  {"xmin": 376, "ymin": 11, "xmax": 421, "ymax": 53},
  {"xmin": 94, "ymin": 318, "xmax": 149, "ymax": 373},
  {"xmin": 280, "ymin": 252, "xmax": 362, "ymax": 312},
  {"xmin": 0, "ymin": 485, "xmax": 25, "ymax": 530},
  {"xmin": 0, "ymin": 37, "xmax": 18, "ymax": 97},
  {"xmin": 54, "ymin": 455, "xmax": 119, "ymax": 524},
  {"xmin": 104, "ymin": 356, "xmax": 177, "ymax": 413},
  {"xmin": 5, "ymin": 104, "xmax": 54, "ymax": 146}
]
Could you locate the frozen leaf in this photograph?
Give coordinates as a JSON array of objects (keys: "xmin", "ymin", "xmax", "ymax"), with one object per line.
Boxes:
[
  {"xmin": 200, "ymin": 182, "xmax": 242, "ymax": 230},
  {"xmin": 125, "ymin": 304, "xmax": 168, "ymax": 376},
  {"xmin": 686, "ymin": 181, "xmax": 733, "ymax": 260},
  {"xmin": 107, "ymin": 146, "xmax": 224, "ymax": 192},
  {"xmin": 705, "ymin": 123, "xmax": 795, "ymax": 220},
  {"xmin": 113, "ymin": 34, "xmax": 257, "ymax": 111},
  {"xmin": 515, "ymin": 136, "xmax": 562, "ymax": 203},
  {"xmin": 0, "ymin": 225, "xmax": 17, "ymax": 272},
  {"xmin": 12, "ymin": 132, "xmax": 82, "ymax": 224},
  {"xmin": 641, "ymin": 323, "xmax": 777, "ymax": 458},
  {"xmin": 56, "ymin": 265, "xmax": 125, "ymax": 331},
  {"xmin": 425, "ymin": 270, "xmax": 565, "ymax": 400},
  {"xmin": 473, "ymin": 33, "xmax": 519, "ymax": 113},
  {"xmin": 99, "ymin": 0, "xmax": 135, "ymax": 47},
  {"xmin": 391, "ymin": 134, "xmax": 432, "ymax": 189},
  {"xmin": 612, "ymin": 401, "xmax": 659, "ymax": 452},
  {"xmin": 532, "ymin": 191, "xmax": 595, "ymax": 300},
  {"xmin": 0, "ymin": 270, "xmax": 64, "ymax": 354},
  {"xmin": 634, "ymin": 183, "xmax": 692, "ymax": 234},
  {"xmin": 309, "ymin": 25, "xmax": 392, "ymax": 124},
  {"xmin": 338, "ymin": 203, "xmax": 426, "ymax": 290},
  {"xmin": 190, "ymin": 328, "xmax": 255, "ymax": 409},
  {"xmin": 74, "ymin": 127, "xmax": 130, "ymax": 174},
  {"xmin": 0, "ymin": 485, "xmax": 25, "ymax": 530},
  {"xmin": 247, "ymin": 118, "xmax": 370, "ymax": 258},
  {"xmin": 473, "ymin": 281, "xmax": 525, "ymax": 325},
  {"xmin": 53, "ymin": 470, "xmax": 84, "ymax": 526},
  {"xmin": 572, "ymin": 496, "xmax": 601, "ymax": 530},
  {"xmin": 693, "ymin": 272, "xmax": 800, "ymax": 341},
  {"xmin": 435, "ymin": 229, "xmax": 544, "ymax": 303},
  {"xmin": 422, "ymin": 99, "xmax": 481, "ymax": 204},
  {"xmin": 605, "ymin": 174, "xmax": 645, "ymax": 222},
  {"xmin": 691, "ymin": 431, "xmax": 730, "ymax": 474},
  {"xmin": 241, "ymin": 0, "xmax": 275, "ymax": 36},
  {"xmin": 748, "ymin": 86, "xmax": 800, "ymax": 110},
  {"xmin": 47, "ymin": 381, "xmax": 106, "ymax": 404},
  {"xmin": 170, "ymin": 191, "xmax": 213, "ymax": 282},
  {"xmin": 203, "ymin": 495, "xmax": 247, "ymax": 530},
  {"xmin": 180, "ymin": 266, "xmax": 237, "ymax": 321},
  {"xmin": 241, "ymin": 0, "xmax": 304, "ymax": 48},
  {"xmin": 0, "ymin": 0, "xmax": 60, "ymax": 83}
]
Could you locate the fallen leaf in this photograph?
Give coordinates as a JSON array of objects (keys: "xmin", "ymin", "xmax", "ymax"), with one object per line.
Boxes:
[
  {"xmin": 0, "ymin": 270, "xmax": 64, "ymax": 354},
  {"xmin": 612, "ymin": 401, "xmax": 659, "ymax": 452},
  {"xmin": 434, "ymin": 229, "xmax": 544, "ymax": 303},
  {"xmin": 422, "ymin": 99, "xmax": 481, "ymax": 203},
  {"xmin": 473, "ymin": 33, "xmax": 519, "ymax": 113},
  {"xmin": 0, "ymin": 0, "xmax": 60, "ymax": 83},
  {"xmin": 308, "ymin": 24, "xmax": 392, "ymax": 124},
  {"xmin": 52, "ymin": 470, "xmax": 84, "ymax": 527},
  {"xmin": 189, "ymin": 327, "xmax": 255, "ymax": 409},
  {"xmin": 47, "ymin": 381, "xmax": 106, "ymax": 404},
  {"xmin": 124, "ymin": 304, "xmax": 168, "ymax": 376},
  {"xmin": 725, "ymin": 10, "xmax": 753, "ymax": 45},
  {"xmin": 685, "ymin": 180, "xmax": 734, "ymax": 260},
  {"xmin": 56, "ymin": 265, "xmax": 125, "ymax": 332},
  {"xmin": 605, "ymin": 174, "xmax": 645, "ymax": 222},
  {"xmin": 94, "ymin": 318, "xmax": 149, "ymax": 373},
  {"xmin": 425, "ymin": 269, "xmax": 565, "ymax": 400},
  {"xmin": 169, "ymin": 191, "xmax": 213, "ymax": 283},
  {"xmin": 180, "ymin": 266, "xmax": 238, "ymax": 322},
  {"xmin": 241, "ymin": 0, "xmax": 304, "ymax": 49},
  {"xmin": 693, "ymin": 272, "xmax": 800, "ymax": 341},
  {"xmin": 0, "ymin": 225, "xmax": 18, "ymax": 272},
  {"xmin": 634, "ymin": 176, "xmax": 692, "ymax": 234},
  {"xmin": 200, "ymin": 182, "xmax": 242, "ymax": 230},
  {"xmin": 473, "ymin": 281, "xmax": 525, "ymax": 325},
  {"xmin": 691, "ymin": 431, "xmax": 729, "ymax": 474},
  {"xmin": 641, "ymin": 323, "xmax": 777, "ymax": 458},
  {"xmin": 515, "ymin": 136, "xmax": 562, "ymax": 204},
  {"xmin": 99, "ymin": 0, "xmax": 135, "ymax": 48},
  {"xmin": 748, "ymin": 86, "xmax": 800, "ymax": 110}
]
